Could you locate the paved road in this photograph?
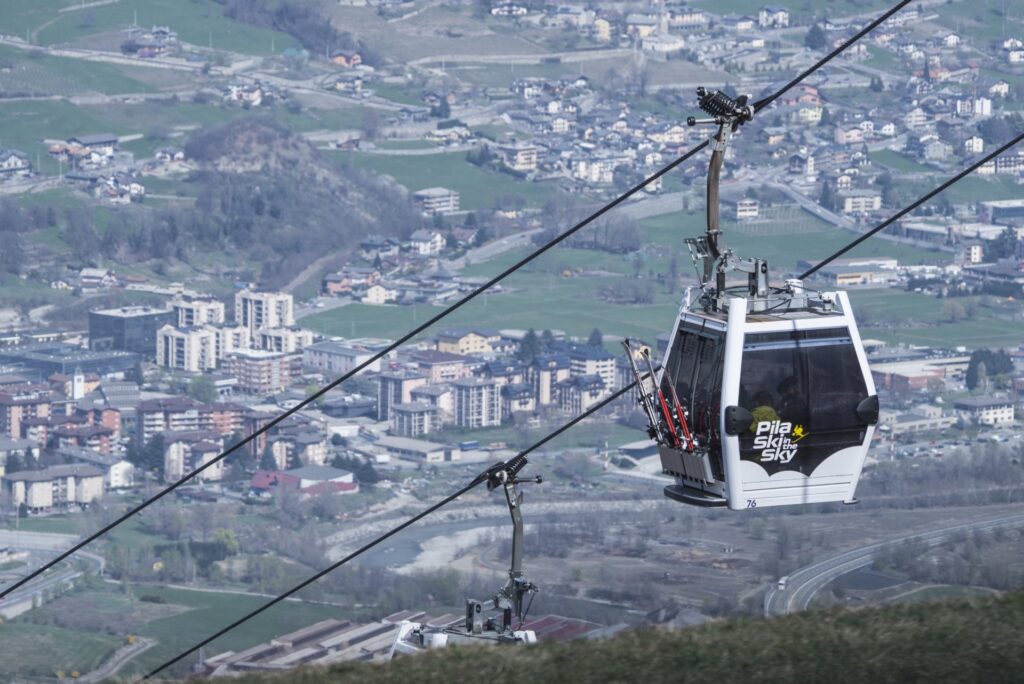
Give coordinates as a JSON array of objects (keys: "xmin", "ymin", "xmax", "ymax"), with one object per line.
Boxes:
[
  {"xmin": 0, "ymin": 530, "xmax": 105, "ymax": 618},
  {"xmin": 764, "ymin": 512, "xmax": 1024, "ymax": 617},
  {"xmin": 79, "ymin": 637, "xmax": 156, "ymax": 683}
]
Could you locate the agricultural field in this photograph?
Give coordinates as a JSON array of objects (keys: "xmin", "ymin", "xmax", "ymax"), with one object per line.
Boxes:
[
  {"xmin": 324, "ymin": 4, "xmax": 546, "ymax": 64},
  {"xmin": 0, "ymin": 43, "xmax": 149, "ymax": 96},
  {"xmin": 0, "ymin": 622, "xmax": 121, "ymax": 680},
  {"xmin": 337, "ymin": 151, "xmax": 562, "ymax": 210},
  {"xmin": 0, "ymin": 0, "xmax": 298, "ymax": 56},
  {"xmin": 868, "ymin": 149, "xmax": 934, "ymax": 174}
]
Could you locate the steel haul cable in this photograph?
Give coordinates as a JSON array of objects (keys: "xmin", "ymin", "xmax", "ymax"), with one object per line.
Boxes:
[
  {"xmin": 143, "ymin": 378, "xmax": 643, "ymax": 680},
  {"xmin": 0, "ymin": 0, "xmax": 914, "ymax": 602}
]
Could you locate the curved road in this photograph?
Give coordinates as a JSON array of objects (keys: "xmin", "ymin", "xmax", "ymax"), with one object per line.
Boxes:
[{"xmin": 764, "ymin": 512, "xmax": 1024, "ymax": 617}]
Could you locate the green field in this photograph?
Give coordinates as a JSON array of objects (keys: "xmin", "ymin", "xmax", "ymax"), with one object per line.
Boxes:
[
  {"xmin": 338, "ymin": 151, "xmax": 561, "ymax": 210},
  {"xmin": 121, "ymin": 586, "xmax": 341, "ymax": 677},
  {"xmin": 302, "ymin": 205, "xmax": 986, "ymax": 347},
  {"xmin": 0, "ymin": 0, "xmax": 299, "ymax": 56},
  {"xmin": 0, "ymin": 622, "xmax": 121, "ymax": 679},
  {"xmin": 0, "ymin": 43, "xmax": 148, "ymax": 96},
  {"xmin": 868, "ymin": 149, "xmax": 933, "ymax": 174}
]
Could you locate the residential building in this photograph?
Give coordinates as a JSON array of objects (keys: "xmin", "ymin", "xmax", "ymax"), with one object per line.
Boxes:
[
  {"xmin": 89, "ymin": 306, "xmax": 175, "ymax": 356},
  {"xmin": 227, "ymin": 349, "xmax": 296, "ymax": 395},
  {"xmin": 2, "ymin": 464, "xmax": 105, "ymax": 513},
  {"xmin": 257, "ymin": 328, "xmax": 313, "ymax": 354},
  {"xmin": 390, "ymin": 402, "xmax": 439, "ymax": 437},
  {"xmin": 758, "ymin": 5, "xmax": 789, "ymax": 28},
  {"xmin": 530, "ymin": 353, "xmax": 571, "ymax": 405},
  {"xmin": 557, "ymin": 374, "xmax": 607, "ymax": 414},
  {"xmin": 953, "ymin": 396, "xmax": 1015, "ymax": 426},
  {"xmin": 61, "ymin": 447, "xmax": 135, "ymax": 489},
  {"xmin": 303, "ymin": 340, "xmax": 383, "ymax": 375},
  {"xmin": 838, "ymin": 189, "xmax": 882, "ymax": 214},
  {"xmin": 234, "ymin": 289, "xmax": 295, "ymax": 336},
  {"xmin": 568, "ymin": 346, "xmax": 616, "ymax": 390},
  {"xmin": 500, "ymin": 143, "xmax": 538, "ymax": 172},
  {"xmin": 436, "ymin": 329, "xmax": 501, "ymax": 356},
  {"xmin": 452, "ymin": 377, "xmax": 501, "ymax": 428},
  {"xmin": 408, "ymin": 384, "xmax": 453, "ymax": 424},
  {"xmin": 137, "ymin": 397, "xmax": 243, "ymax": 443},
  {"xmin": 501, "ymin": 383, "xmax": 536, "ymax": 416},
  {"xmin": 0, "ymin": 388, "xmax": 52, "ymax": 440},
  {"xmin": 157, "ymin": 325, "xmax": 218, "ymax": 372},
  {"xmin": 171, "ymin": 294, "xmax": 225, "ymax": 327},
  {"xmin": 729, "ymin": 198, "xmax": 759, "ymax": 221},
  {"xmin": 377, "ymin": 370, "xmax": 428, "ymax": 421},
  {"xmin": 412, "ymin": 188, "xmax": 460, "ymax": 215},
  {"xmin": 363, "ymin": 283, "xmax": 399, "ymax": 305},
  {"xmin": 164, "ymin": 431, "xmax": 225, "ymax": 482},
  {"xmin": 408, "ymin": 229, "xmax": 445, "ymax": 255},
  {"xmin": 411, "ymin": 350, "xmax": 475, "ymax": 383}
]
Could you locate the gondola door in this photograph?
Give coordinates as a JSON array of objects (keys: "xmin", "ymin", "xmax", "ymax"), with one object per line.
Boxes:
[{"xmin": 720, "ymin": 293, "xmax": 878, "ymax": 510}]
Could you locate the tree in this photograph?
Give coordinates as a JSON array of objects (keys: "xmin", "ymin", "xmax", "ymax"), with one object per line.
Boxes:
[
  {"xmin": 819, "ymin": 179, "xmax": 836, "ymax": 212},
  {"xmin": 985, "ymin": 227, "xmax": 1018, "ymax": 261},
  {"xmin": 430, "ymin": 99, "xmax": 451, "ymax": 119},
  {"xmin": 187, "ymin": 375, "xmax": 219, "ymax": 403},
  {"xmin": 587, "ymin": 328, "xmax": 604, "ymax": 347},
  {"xmin": 132, "ymin": 434, "xmax": 165, "ymax": 474},
  {"xmin": 517, "ymin": 328, "xmax": 541, "ymax": 362},
  {"xmin": 541, "ymin": 329, "xmax": 555, "ymax": 347},
  {"xmin": 818, "ymin": 106, "xmax": 832, "ymax": 127},
  {"xmin": 870, "ymin": 75, "xmax": 885, "ymax": 92},
  {"xmin": 259, "ymin": 448, "xmax": 279, "ymax": 472},
  {"xmin": 805, "ymin": 24, "xmax": 827, "ymax": 50}
]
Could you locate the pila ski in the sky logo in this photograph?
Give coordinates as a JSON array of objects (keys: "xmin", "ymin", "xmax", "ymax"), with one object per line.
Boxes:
[{"xmin": 752, "ymin": 421, "xmax": 808, "ymax": 464}]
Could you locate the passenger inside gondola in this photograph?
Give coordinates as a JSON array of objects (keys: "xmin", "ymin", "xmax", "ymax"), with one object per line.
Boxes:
[{"xmin": 777, "ymin": 376, "xmax": 809, "ymax": 426}]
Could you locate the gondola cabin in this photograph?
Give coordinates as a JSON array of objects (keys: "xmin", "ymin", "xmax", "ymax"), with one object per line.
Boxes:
[
  {"xmin": 654, "ymin": 290, "xmax": 878, "ymax": 510},
  {"xmin": 620, "ymin": 85, "xmax": 879, "ymax": 510}
]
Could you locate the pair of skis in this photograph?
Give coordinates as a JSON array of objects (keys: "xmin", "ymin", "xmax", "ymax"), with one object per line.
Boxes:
[{"xmin": 622, "ymin": 339, "xmax": 694, "ymax": 451}]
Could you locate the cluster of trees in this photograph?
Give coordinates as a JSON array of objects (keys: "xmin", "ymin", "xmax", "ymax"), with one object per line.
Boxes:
[
  {"xmin": 874, "ymin": 527, "xmax": 1022, "ymax": 591},
  {"xmin": 599, "ymin": 281, "xmax": 655, "ymax": 305},
  {"xmin": 331, "ymin": 454, "xmax": 379, "ymax": 485},
  {"xmin": 965, "ymin": 348, "xmax": 1014, "ymax": 390},
  {"xmin": 984, "ymin": 227, "xmax": 1020, "ymax": 261},
  {"xmin": 89, "ymin": 118, "xmax": 427, "ymax": 288},
  {"xmin": 216, "ymin": 0, "xmax": 378, "ymax": 65},
  {"xmin": 0, "ymin": 199, "xmax": 58, "ymax": 275}
]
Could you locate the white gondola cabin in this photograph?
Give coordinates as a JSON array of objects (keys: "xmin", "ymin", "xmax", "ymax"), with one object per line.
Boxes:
[{"xmin": 623, "ymin": 87, "xmax": 879, "ymax": 510}]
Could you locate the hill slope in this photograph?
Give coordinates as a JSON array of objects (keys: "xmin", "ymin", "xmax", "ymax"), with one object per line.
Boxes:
[{"xmin": 200, "ymin": 589, "xmax": 1024, "ymax": 684}]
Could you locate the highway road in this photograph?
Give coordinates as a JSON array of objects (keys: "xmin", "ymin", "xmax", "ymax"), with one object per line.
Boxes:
[{"xmin": 764, "ymin": 512, "xmax": 1024, "ymax": 617}]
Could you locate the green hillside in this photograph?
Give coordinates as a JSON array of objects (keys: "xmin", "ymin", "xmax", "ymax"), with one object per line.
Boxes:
[{"xmin": 194, "ymin": 589, "xmax": 1024, "ymax": 684}]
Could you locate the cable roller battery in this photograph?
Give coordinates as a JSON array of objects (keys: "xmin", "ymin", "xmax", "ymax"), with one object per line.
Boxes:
[{"xmin": 696, "ymin": 87, "xmax": 752, "ymax": 122}]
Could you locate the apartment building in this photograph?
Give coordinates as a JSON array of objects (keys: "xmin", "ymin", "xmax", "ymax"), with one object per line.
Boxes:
[
  {"xmin": 452, "ymin": 377, "xmax": 501, "ymax": 428},
  {"xmin": 2, "ymin": 464, "xmax": 105, "ymax": 513},
  {"xmin": 377, "ymin": 370, "xmax": 428, "ymax": 421},
  {"xmin": 0, "ymin": 387, "xmax": 53, "ymax": 440},
  {"xmin": 226, "ymin": 349, "xmax": 296, "ymax": 395},
  {"xmin": 171, "ymin": 294, "xmax": 226, "ymax": 327},
  {"xmin": 389, "ymin": 402, "xmax": 439, "ymax": 437},
  {"xmin": 235, "ymin": 289, "xmax": 295, "ymax": 336}
]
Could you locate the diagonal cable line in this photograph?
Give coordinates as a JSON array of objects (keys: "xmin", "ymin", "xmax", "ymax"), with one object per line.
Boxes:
[
  {"xmin": 1, "ymin": 0, "xmax": 904, "ymax": 601},
  {"xmin": 143, "ymin": 378, "xmax": 642, "ymax": 680},
  {"xmin": 753, "ymin": 0, "xmax": 913, "ymax": 113},
  {"xmin": 800, "ymin": 130, "xmax": 1024, "ymax": 280}
]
